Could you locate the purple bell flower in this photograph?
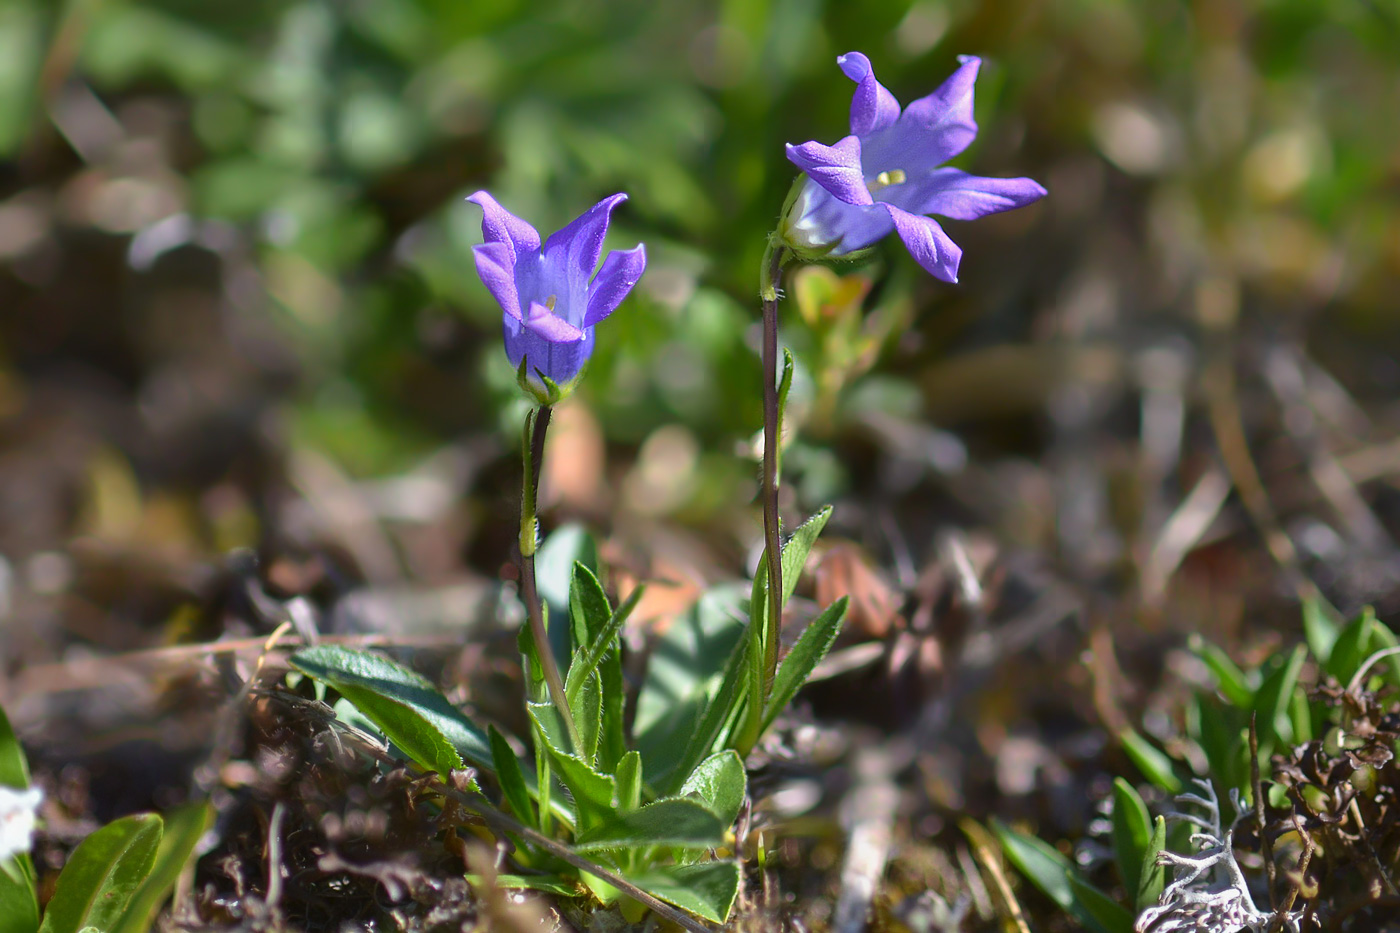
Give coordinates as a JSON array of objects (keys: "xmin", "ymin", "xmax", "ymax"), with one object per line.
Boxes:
[
  {"xmin": 469, "ymin": 191, "xmax": 646, "ymax": 395},
  {"xmin": 780, "ymin": 53, "xmax": 1046, "ymax": 282}
]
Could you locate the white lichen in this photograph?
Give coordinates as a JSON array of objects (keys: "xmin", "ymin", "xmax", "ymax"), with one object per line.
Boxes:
[{"xmin": 1134, "ymin": 779, "xmax": 1301, "ymax": 933}]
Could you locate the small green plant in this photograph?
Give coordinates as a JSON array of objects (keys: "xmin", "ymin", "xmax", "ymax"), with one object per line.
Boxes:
[
  {"xmin": 290, "ymin": 512, "xmax": 846, "ymax": 923},
  {"xmin": 0, "ymin": 704, "xmax": 208, "ymax": 933},
  {"xmin": 996, "ymin": 600, "xmax": 1400, "ymax": 932}
]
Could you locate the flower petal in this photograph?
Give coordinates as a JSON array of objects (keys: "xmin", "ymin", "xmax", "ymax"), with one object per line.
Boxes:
[
  {"xmin": 467, "ymin": 191, "xmax": 540, "ymax": 261},
  {"xmin": 472, "ymin": 241, "xmax": 521, "ymax": 320},
  {"xmin": 912, "ymin": 169, "xmax": 1047, "ymax": 221},
  {"xmin": 523, "ymin": 300, "xmax": 587, "ymax": 344},
  {"xmin": 899, "ymin": 55, "xmax": 981, "ymax": 166},
  {"xmin": 837, "ymin": 52, "xmax": 900, "ymax": 136},
  {"xmin": 785, "ymin": 136, "xmax": 874, "ymax": 207},
  {"xmin": 506, "ymin": 306, "xmax": 595, "ymax": 385},
  {"xmin": 585, "ymin": 243, "xmax": 646, "ymax": 326},
  {"xmin": 544, "ymin": 193, "xmax": 628, "ymax": 278},
  {"xmin": 881, "ymin": 203, "xmax": 962, "ymax": 283}
]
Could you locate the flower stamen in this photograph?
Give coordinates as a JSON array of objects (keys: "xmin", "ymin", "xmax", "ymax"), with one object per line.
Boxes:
[{"xmin": 867, "ymin": 169, "xmax": 907, "ymax": 195}]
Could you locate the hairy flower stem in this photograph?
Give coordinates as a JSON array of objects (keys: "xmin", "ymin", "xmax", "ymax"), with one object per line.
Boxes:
[
  {"xmin": 760, "ymin": 242, "xmax": 788, "ymax": 691},
  {"xmin": 519, "ymin": 405, "xmax": 582, "ymax": 754},
  {"xmin": 734, "ymin": 238, "xmax": 792, "ymax": 760}
]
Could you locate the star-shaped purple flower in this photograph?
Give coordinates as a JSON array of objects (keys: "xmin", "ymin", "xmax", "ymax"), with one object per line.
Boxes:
[
  {"xmin": 780, "ymin": 53, "xmax": 1046, "ymax": 282},
  {"xmin": 469, "ymin": 191, "xmax": 646, "ymax": 392}
]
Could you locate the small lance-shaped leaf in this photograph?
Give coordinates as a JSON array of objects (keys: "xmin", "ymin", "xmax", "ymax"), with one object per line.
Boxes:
[
  {"xmin": 749, "ymin": 507, "xmax": 834, "ymax": 630},
  {"xmin": 1110, "ymin": 778, "xmax": 1151, "ymax": 906},
  {"xmin": 1118, "ymin": 728, "xmax": 1183, "ymax": 794},
  {"xmin": 566, "ymin": 571, "xmax": 641, "ymax": 704},
  {"xmin": 1253, "ymin": 644, "xmax": 1307, "ymax": 748},
  {"xmin": 1301, "ymin": 596, "xmax": 1340, "ymax": 666},
  {"xmin": 678, "ymin": 751, "xmax": 746, "ymax": 829},
  {"xmin": 615, "ymin": 751, "xmax": 643, "ymax": 813},
  {"xmin": 991, "ymin": 820, "xmax": 1122, "ymax": 933},
  {"xmin": 569, "ymin": 668, "xmax": 603, "ymax": 768},
  {"xmin": 624, "ymin": 861, "xmax": 742, "ymax": 924},
  {"xmin": 567, "ymin": 565, "xmax": 639, "ymax": 772},
  {"xmin": 0, "ymin": 706, "xmax": 31, "ymax": 789},
  {"xmin": 760, "ymin": 597, "xmax": 849, "ymax": 736},
  {"xmin": 469, "ymin": 874, "xmax": 580, "ymax": 896},
  {"xmin": 1188, "ymin": 635, "xmax": 1255, "ymax": 708},
  {"xmin": 774, "ymin": 348, "xmax": 795, "ymax": 477},
  {"xmin": 567, "ymin": 561, "xmax": 611, "ymax": 655},
  {"xmin": 1068, "ymin": 875, "xmax": 1135, "ymax": 933},
  {"xmin": 290, "ymin": 646, "xmax": 491, "ymax": 778},
  {"xmin": 489, "ymin": 726, "xmax": 536, "ymax": 830},
  {"xmin": 38, "ymin": 814, "xmax": 163, "ymax": 933},
  {"xmin": 572, "ymin": 797, "xmax": 727, "ymax": 853},
  {"xmin": 1289, "ymin": 685, "xmax": 1313, "ymax": 746},
  {"xmin": 528, "ymin": 702, "xmax": 614, "ymax": 832},
  {"xmin": 0, "ymin": 705, "xmax": 38, "ymax": 933},
  {"xmin": 113, "ymin": 802, "xmax": 211, "ymax": 933},
  {"xmin": 1324, "ymin": 607, "xmax": 1375, "ymax": 685},
  {"xmin": 1137, "ymin": 815, "xmax": 1167, "ymax": 911}
]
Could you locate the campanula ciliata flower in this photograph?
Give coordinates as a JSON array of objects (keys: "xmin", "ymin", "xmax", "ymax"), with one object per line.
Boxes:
[
  {"xmin": 781, "ymin": 53, "xmax": 1046, "ymax": 282},
  {"xmin": 470, "ymin": 192, "xmax": 645, "ymax": 393}
]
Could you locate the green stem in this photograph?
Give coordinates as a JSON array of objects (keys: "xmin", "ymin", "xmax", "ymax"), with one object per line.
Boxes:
[
  {"xmin": 737, "ymin": 239, "xmax": 789, "ymax": 757},
  {"xmin": 760, "ymin": 242, "xmax": 787, "ymax": 688},
  {"xmin": 519, "ymin": 405, "xmax": 583, "ymax": 755}
]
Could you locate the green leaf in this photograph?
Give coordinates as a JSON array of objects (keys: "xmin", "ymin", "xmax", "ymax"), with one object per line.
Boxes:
[
  {"xmin": 1137, "ymin": 815, "xmax": 1166, "ymax": 911},
  {"xmin": 567, "ymin": 561, "xmax": 612, "ymax": 657},
  {"xmin": 1302, "ymin": 597, "xmax": 1340, "ymax": 665},
  {"xmin": 1253, "ymin": 644, "xmax": 1307, "ymax": 748},
  {"xmin": 991, "ymin": 820, "xmax": 1122, "ymax": 933},
  {"xmin": 569, "ymin": 669, "xmax": 603, "ymax": 768},
  {"xmin": 1192, "ymin": 695, "xmax": 1248, "ymax": 794},
  {"xmin": 760, "ymin": 597, "xmax": 848, "ymax": 736},
  {"xmin": 1110, "ymin": 778, "xmax": 1150, "ymax": 905},
  {"xmin": 615, "ymin": 751, "xmax": 642, "ymax": 813},
  {"xmin": 1118, "ymin": 728, "xmax": 1182, "ymax": 794},
  {"xmin": 0, "ymin": 853, "xmax": 39, "ymax": 933},
  {"xmin": 635, "ymin": 585, "xmax": 747, "ymax": 786},
  {"xmin": 565, "ymin": 564, "xmax": 637, "ymax": 772},
  {"xmin": 469, "ymin": 874, "xmax": 580, "ymax": 896},
  {"xmin": 0, "ymin": 705, "xmax": 31, "ymax": 790},
  {"xmin": 1188, "ymin": 635, "xmax": 1255, "ymax": 708},
  {"xmin": 1325, "ymin": 607, "xmax": 1375, "ymax": 685},
  {"xmin": 624, "ymin": 861, "xmax": 741, "ymax": 923},
  {"xmin": 750, "ymin": 507, "xmax": 834, "ymax": 630},
  {"xmin": 0, "ymin": 3, "xmax": 44, "ymax": 158},
  {"xmin": 1289, "ymin": 685, "xmax": 1313, "ymax": 745},
  {"xmin": 1068, "ymin": 875, "xmax": 1135, "ymax": 933},
  {"xmin": 0, "ymin": 705, "xmax": 38, "ymax": 933},
  {"xmin": 572, "ymin": 797, "xmax": 726, "ymax": 852},
  {"xmin": 39, "ymin": 814, "xmax": 163, "ymax": 933},
  {"xmin": 489, "ymin": 726, "xmax": 535, "ymax": 829},
  {"xmin": 678, "ymin": 751, "xmax": 746, "ymax": 828},
  {"xmin": 1365, "ymin": 619, "xmax": 1400, "ymax": 686},
  {"xmin": 113, "ymin": 802, "xmax": 210, "ymax": 933},
  {"xmin": 527, "ymin": 703, "xmax": 614, "ymax": 832},
  {"xmin": 290, "ymin": 646, "xmax": 490, "ymax": 778}
]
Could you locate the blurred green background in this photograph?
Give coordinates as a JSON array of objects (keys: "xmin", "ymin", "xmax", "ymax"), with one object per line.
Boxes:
[{"xmin": 1, "ymin": 0, "xmax": 1399, "ymax": 582}]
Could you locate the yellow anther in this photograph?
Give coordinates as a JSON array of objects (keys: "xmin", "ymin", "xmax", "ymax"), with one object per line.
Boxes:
[
  {"xmin": 545, "ymin": 295, "xmax": 557, "ymax": 311},
  {"xmin": 867, "ymin": 169, "xmax": 907, "ymax": 195}
]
